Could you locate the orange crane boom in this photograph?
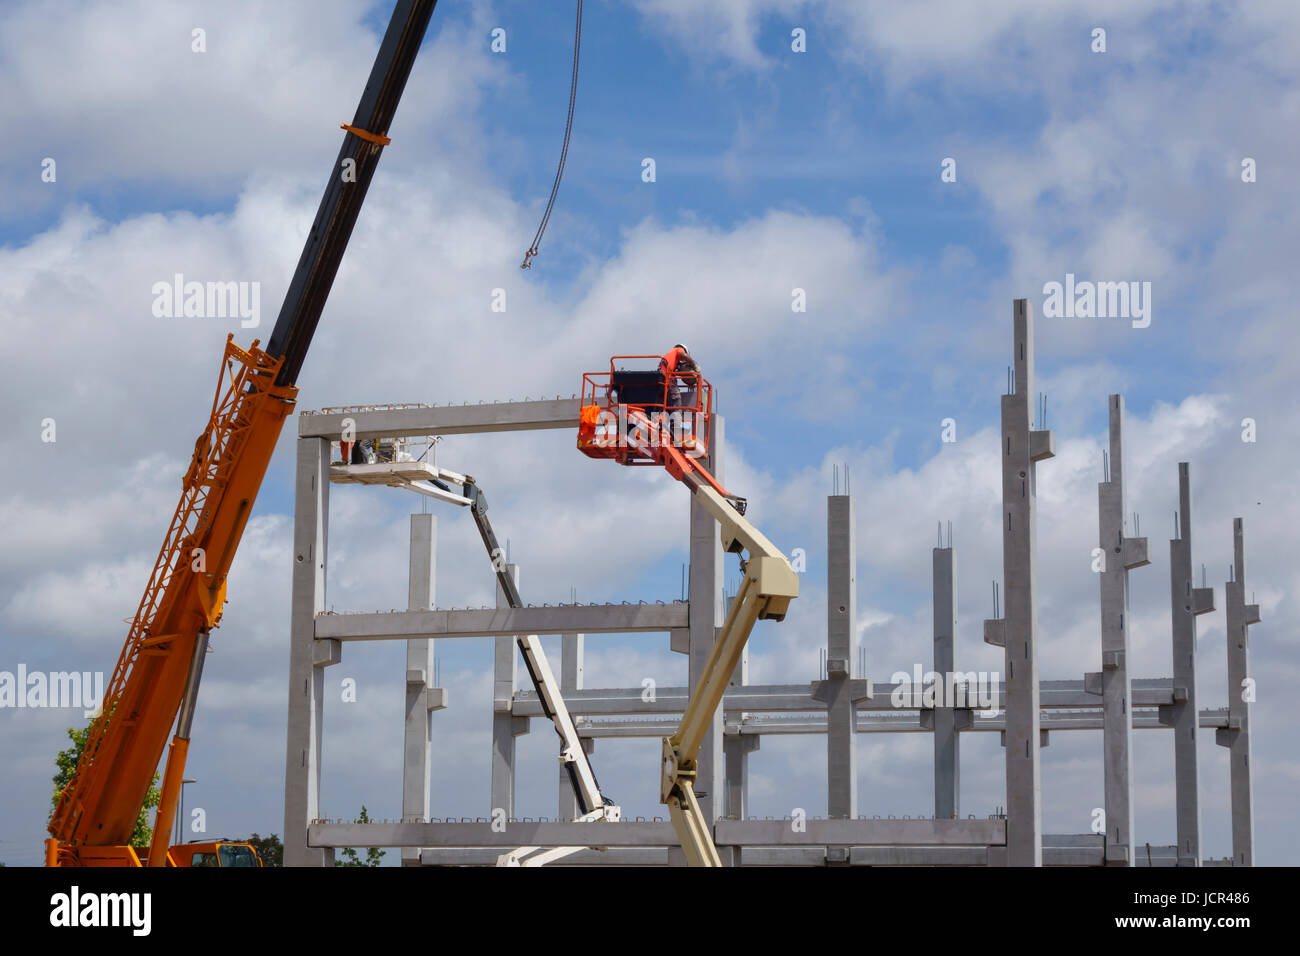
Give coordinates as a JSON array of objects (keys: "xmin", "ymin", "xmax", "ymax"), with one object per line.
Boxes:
[{"xmin": 47, "ymin": 0, "xmax": 440, "ymax": 867}]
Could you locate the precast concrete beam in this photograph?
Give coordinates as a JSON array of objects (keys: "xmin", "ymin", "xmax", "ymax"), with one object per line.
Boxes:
[
  {"xmin": 309, "ymin": 817, "xmax": 1007, "ymax": 849},
  {"xmin": 298, "ymin": 398, "xmax": 581, "ymax": 440},
  {"xmin": 713, "ymin": 818, "xmax": 1004, "ymax": 847},
  {"xmin": 316, "ymin": 602, "xmax": 688, "ymax": 641}
]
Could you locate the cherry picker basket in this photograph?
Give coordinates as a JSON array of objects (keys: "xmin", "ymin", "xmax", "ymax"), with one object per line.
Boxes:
[{"xmin": 578, "ymin": 355, "xmax": 712, "ymax": 464}]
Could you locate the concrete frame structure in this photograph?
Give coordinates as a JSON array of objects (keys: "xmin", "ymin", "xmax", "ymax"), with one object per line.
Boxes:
[
  {"xmin": 284, "ymin": 303, "xmax": 1260, "ymax": 867},
  {"xmin": 1091, "ymin": 395, "xmax": 1150, "ymax": 865}
]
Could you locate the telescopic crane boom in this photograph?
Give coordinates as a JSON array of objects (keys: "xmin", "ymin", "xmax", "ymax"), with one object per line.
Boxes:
[{"xmin": 47, "ymin": 0, "xmax": 440, "ymax": 867}]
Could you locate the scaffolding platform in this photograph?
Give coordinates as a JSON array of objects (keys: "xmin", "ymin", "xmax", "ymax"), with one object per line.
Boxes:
[{"xmin": 329, "ymin": 461, "xmax": 472, "ymax": 506}]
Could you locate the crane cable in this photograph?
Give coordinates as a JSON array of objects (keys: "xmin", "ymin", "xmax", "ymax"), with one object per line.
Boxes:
[{"xmin": 521, "ymin": 0, "xmax": 582, "ymax": 269}]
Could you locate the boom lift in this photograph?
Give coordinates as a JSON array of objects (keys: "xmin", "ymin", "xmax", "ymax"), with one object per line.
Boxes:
[
  {"xmin": 463, "ymin": 482, "xmax": 622, "ymax": 866},
  {"xmin": 578, "ymin": 357, "xmax": 799, "ymax": 866},
  {"xmin": 47, "ymin": 0, "xmax": 441, "ymax": 867}
]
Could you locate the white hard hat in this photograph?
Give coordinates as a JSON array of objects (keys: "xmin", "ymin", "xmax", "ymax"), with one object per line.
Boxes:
[{"xmin": 674, "ymin": 343, "xmax": 689, "ymax": 354}]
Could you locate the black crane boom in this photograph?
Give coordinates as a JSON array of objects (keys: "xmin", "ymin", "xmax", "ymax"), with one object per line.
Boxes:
[{"xmin": 266, "ymin": 0, "xmax": 438, "ymax": 386}]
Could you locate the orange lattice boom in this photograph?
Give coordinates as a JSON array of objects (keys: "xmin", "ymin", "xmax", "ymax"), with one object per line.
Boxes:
[{"xmin": 49, "ymin": 340, "xmax": 295, "ymax": 865}]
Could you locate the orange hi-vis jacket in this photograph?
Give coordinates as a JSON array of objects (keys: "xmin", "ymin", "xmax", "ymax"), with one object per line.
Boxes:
[{"xmin": 659, "ymin": 346, "xmax": 694, "ymax": 379}]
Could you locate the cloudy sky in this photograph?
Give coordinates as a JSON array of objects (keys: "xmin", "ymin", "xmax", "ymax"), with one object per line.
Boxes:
[{"xmin": 1, "ymin": 0, "xmax": 1296, "ymax": 866}]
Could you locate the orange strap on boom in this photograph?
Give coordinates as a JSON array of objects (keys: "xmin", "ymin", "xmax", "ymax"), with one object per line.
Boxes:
[{"xmin": 340, "ymin": 123, "xmax": 392, "ymax": 145}]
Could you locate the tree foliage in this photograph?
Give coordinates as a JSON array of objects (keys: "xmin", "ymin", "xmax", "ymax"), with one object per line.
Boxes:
[{"xmin": 336, "ymin": 806, "xmax": 385, "ymax": 867}]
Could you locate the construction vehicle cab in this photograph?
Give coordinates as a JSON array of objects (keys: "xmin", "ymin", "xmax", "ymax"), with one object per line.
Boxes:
[{"xmin": 168, "ymin": 841, "xmax": 263, "ymax": 868}]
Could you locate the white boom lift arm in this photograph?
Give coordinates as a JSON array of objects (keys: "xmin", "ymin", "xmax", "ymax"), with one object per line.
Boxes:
[{"xmin": 459, "ymin": 481, "xmax": 621, "ymax": 866}]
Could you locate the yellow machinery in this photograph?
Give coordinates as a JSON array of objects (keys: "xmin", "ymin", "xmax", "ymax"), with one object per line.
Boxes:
[
  {"xmin": 166, "ymin": 842, "xmax": 263, "ymax": 868},
  {"xmin": 579, "ymin": 355, "xmax": 799, "ymax": 865}
]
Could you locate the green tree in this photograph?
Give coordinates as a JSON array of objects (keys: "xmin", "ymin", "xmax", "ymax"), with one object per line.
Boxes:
[
  {"xmin": 51, "ymin": 723, "xmax": 160, "ymax": 848},
  {"xmin": 335, "ymin": 806, "xmax": 385, "ymax": 867}
]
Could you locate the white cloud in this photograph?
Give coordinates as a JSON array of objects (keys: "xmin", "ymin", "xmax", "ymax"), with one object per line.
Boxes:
[{"xmin": 0, "ymin": 0, "xmax": 506, "ymax": 220}]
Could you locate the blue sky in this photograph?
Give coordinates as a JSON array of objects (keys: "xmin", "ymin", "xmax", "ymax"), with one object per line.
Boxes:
[{"xmin": 1, "ymin": 0, "xmax": 1296, "ymax": 867}]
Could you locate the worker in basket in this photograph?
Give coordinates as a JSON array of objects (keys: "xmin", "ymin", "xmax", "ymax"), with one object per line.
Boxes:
[{"xmin": 659, "ymin": 343, "xmax": 699, "ymax": 445}]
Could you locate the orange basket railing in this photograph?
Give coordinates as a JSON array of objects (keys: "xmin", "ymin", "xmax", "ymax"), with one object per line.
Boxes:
[{"xmin": 579, "ymin": 355, "xmax": 712, "ymax": 464}]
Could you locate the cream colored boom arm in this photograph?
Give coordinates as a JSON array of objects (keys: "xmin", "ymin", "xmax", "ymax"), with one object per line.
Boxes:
[{"xmin": 660, "ymin": 481, "xmax": 799, "ymax": 866}]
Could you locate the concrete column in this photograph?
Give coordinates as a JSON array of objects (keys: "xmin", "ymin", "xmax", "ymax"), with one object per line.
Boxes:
[
  {"xmin": 1217, "ymin": 519, "xmax": 1260, "ymax": 865},
  {"xmin": 283, "ymin": 437, "xmax": 333, "ymax": 867},
  {"xmin": 724, "ymin": 735, "xmax": 759, "ymax": 820},
  {"xmin": 562, "ymin": 632, "xmax": 584, "ymax": 693},
  {"xmin": 933, "ymin": 546, "xmax": 959, "ymax": 819},
  {"xmin": 724, "ymin": 621, "xmax": 752, "ymax": 821},
  {"xmin": 1165, "ymin": 463, "xmax": 1214, "ymax": 865},
  {"xmin": 558, "ymin": 632, "xmax": 585, "ymax": 820},
  {"xmin": 401, "ymin": 514, "xmax": 436, "ymax": 865},
  {"xmin": 1095, "ymin": 395, "xmax": 1150, "ymax": 865},
  {"xmin": 688, "ymin": 417, "xmax": 725, "ymax": 821},
  {"xmin": 671, "ymin": 417, "xmax": 726, "ymax": 865},
  {"xmin": 491, "ymin": 564, "xmax": 529, "ymax": 818},
  {"xmin": 826, "ymin": 495, "xmax": 858, "ymax": 819},
  {"xmin": 984, "ymin": 299, "xmax": 1054, "ymax": 866}
]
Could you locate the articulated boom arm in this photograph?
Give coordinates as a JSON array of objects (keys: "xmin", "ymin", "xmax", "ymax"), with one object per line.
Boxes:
[
  {"xmin": 660, "ymin": 483, "xmax": 798, "ymax": 865},
  {"xmin": 464, "ymin": 483, "xmax": 615, "ymax": 818},
  {"xmin": 461, "ymin": 482, "xmax": 620, "ymax": 866},
  {"xmin": 624, "ymin": 410, "xmax": 799, "ymax": 865},
  {"xmin": 48, "ymin": 0, "xmax": 439, "ymax": 867}
]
